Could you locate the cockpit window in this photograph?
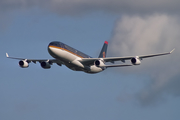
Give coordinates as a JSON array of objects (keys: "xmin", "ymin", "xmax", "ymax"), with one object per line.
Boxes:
[{"xmin": 49, "ymin": 42, "xmax": 62, "ymax": 48}]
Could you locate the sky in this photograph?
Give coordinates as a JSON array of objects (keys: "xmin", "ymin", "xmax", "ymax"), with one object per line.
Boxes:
[{"xmin": 1, "ymin": 0, "xmax": 180, "ymax": 120}]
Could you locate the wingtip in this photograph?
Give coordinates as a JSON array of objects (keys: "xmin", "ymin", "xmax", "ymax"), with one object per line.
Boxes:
[
  {"xmin": 170, "ymin": 48, "xmax": 175, "ymax": 53},
  {"xmin": 6, "ymin": 53, "xmax": 9, "ymax": 58}
]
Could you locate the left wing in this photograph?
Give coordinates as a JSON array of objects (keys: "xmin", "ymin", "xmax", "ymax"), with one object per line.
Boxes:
[
  {"xmin": 6, "ymin": 53, "xmax": 59, "ymax": 63},
  {"xmin": 6, "ymin": 53, "xmax": 63, "ymax": 68},
  {"xmin": 80, "ymin": 49, "xmax": 174, "ymax": 66}
]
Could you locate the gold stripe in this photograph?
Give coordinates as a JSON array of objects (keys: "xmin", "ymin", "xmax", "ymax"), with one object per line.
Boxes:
[{"xmin": 49, "ymin": 45, "xmax": 84, "ymax": 58}]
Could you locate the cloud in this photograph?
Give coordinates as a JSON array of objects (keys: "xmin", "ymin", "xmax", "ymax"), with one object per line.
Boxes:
[
  {"xmin": 1, "ymin": 0, "xmax": 180, "ymax": 31},
  {"xmin": 1, "ymin": 0, "xmax": 180, "ymax": 106},
  {"xmin": 0, "ymin": 0, "xmax": 180, "ymax": 15},
  {"xmin": 108, "ymin": 14, "xmax": 180, "ymax": 106}
]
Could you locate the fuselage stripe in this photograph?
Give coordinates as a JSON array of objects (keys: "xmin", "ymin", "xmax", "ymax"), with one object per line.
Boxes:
[{"xmin": 49, "ymin": 45, "xmax": 84, "ymax": 58}]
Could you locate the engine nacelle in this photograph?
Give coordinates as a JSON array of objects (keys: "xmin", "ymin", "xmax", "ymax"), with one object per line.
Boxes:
[
  {"xmin": 41, "ymin": 61, "xmax": 51, "ymax": 69},
  {"xmin": 131, "ymin": 57, "xmax": 141, "ymax": 65},
  {"xmin": 19, "ymin": 60, "xmax": 29, "ymax": 68},
  {"xmin": 94, "ymin": 60, "xmax": 105, "ymax": 67}
]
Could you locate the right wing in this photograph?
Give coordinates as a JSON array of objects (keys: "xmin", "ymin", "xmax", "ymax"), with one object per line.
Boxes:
[
  {"xmin": 80, "ymin": 49, "xmax": 174, "ymax": 66},
  {"xmin": 103, "ymin": 49, "xmax": 175, "ymax": 62}
]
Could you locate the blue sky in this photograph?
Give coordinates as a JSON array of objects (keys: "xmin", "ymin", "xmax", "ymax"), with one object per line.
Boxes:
[{"xmin": 1, "ymin": 1, "xmax": 180, "ymax": 120}]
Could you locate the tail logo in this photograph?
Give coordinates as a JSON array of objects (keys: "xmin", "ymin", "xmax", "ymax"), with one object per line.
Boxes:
[{"xmin": 103, "ymin": 52, "xmax": 106, "ymax": 58}]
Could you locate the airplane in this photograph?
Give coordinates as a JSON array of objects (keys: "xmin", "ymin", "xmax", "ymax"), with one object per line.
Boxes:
[{"xmin": 6, "ymin": 41, "xmax": 174, "ymax": 74}]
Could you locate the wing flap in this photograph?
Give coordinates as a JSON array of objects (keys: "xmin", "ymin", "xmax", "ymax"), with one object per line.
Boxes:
[
  {"xmin": 80, "ymin": 57, "xmax": 132, "ymax": 66},
  {"xmin": 102, "ymin": 64, "xmax": 132, "ymax": 68},
  {"xmin": 103, "ymin": 57, "xmax": 132, "ymax": 62}
]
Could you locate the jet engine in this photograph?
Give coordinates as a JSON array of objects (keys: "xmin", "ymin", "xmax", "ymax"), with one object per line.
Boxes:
[
  {"xmin": 41, "ymin": 61, "xmax": 51, "ymax": 69},
  {"xmin": 19, "ymin": 60, "xmax": 29, "ymax": 68},
  {"xmin": 94, "ymin": 60, "xmax": 105, "ymax": 67},
  {"xmin": 131, "ymin": 56, "xmax": 141, "ymax": 65}
]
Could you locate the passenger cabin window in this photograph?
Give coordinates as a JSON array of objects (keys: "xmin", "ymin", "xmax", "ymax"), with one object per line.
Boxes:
[
  {"xmin": 62, "ymin": 43, "xmax": 92, "ymax": 58},
  {"xmin": 64, "ymin": 45, "xmax": 76, "ymax": 53},
  {"xmin": 60, "ymin": 43, "xmax": 64, "ymax": 48}
]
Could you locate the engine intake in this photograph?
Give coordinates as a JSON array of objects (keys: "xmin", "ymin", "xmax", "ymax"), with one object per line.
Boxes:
[
  {"xmin": 131, "ymin": 57, "xmax": 141, "ymax": 65},
  {"xmin": 19, "ymin": 60, "xmax": 29, "ymax": 68},
  {"xmin": 41, "ymin": 61, "xmax": 51, "ymax": 69},
  {"xmin": 94, "ymin": 60, "xmax": 105, "ymax": 67}
]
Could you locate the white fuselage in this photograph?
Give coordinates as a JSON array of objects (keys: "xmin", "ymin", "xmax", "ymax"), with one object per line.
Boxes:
[{"xmin": 48, "ymin": 46, "xmax": 104, "ymax": 73}]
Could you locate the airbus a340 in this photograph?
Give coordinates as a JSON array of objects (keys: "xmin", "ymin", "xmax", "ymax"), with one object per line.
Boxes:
[{"xmin": 6, "ymin": 41, "xmax": 174, "ymax": 74}]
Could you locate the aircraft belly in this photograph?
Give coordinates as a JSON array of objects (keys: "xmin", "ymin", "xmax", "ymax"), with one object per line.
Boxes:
[
  {"xmin": 64, "ymin": 63, "xmax": 84, "ymax": 71},
  {"xmin": 87, "ymin": 65, "xmax": 104, "ymax": 73}
]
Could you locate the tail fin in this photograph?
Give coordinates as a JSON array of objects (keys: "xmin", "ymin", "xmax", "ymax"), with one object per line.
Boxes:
[{"xmin": 98, "ymin": 41, "xmax": 108, "ymax": 58}]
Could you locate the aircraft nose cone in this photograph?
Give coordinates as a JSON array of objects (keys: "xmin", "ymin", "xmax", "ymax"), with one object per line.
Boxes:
[
  {"xmin": 48, "ymin": 43, "xmax": 55, "ymax": 55},
  {"xmin": 48, "ymin": 41, "xmax": 61, "ymax": 58},
  {"xmin": 48, "ymin": 45, "xmax": 53, "ymax": 53},
  {"xmin": 48, "ymin": 46, "xmax": 56, "ymax": 58},
  {"xmin": 48, "ymin": 42, "xmax": 56, "ymax": 53}
]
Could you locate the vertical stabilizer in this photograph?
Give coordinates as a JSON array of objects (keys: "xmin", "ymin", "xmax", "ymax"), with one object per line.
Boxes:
[{"xmin": 98, "ymin": 41, "xmax": 108, "ymax": 58}]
